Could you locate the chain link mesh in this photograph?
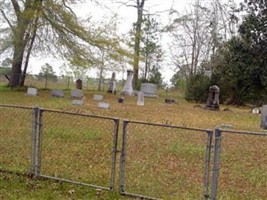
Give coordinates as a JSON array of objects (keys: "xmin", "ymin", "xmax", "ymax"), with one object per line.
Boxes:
[
  {"xmin": 39, "ymin": 109, "xmax": 117, "ymax": 188},
  {"xmin": 0, "ymin": 105, "xmax": 33, "ymax": 173},
  {"xmin": 216, "ymin": 130, "xmax": 267, "ymax": 199},
  {"xmin": 121, "ymin": 121, "xmax": 210, "ymax": 199}
]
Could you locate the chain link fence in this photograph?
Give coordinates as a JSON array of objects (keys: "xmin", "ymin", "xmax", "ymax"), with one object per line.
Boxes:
[
  {"xmin": 0, "ymin": 74, "xmax": 125, "ymax": 91},
  {"xmin": 1, "ymin": 104, "xmax": 267, "ymax": 199},
  {"xmin": 211, "ymin": 129, "xmax": 267, "ymax": 200},
  {"xmin": 0, "ymin": 105, "xmax": 33, "ymax": 173},
  {"xmin": 37, "ymin": 108, "xmax": 119, "ymax": 190},
  {"xmin": 119, "ymin": 120, "xmax": 213, "ymax": 200}
]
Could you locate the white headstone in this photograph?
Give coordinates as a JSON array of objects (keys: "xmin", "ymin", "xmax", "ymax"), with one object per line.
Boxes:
[
  {"xmin": 71, "ymin": 89, "xmax": 83, "ymax": 98},
  {"xmin": 26, "ymin": 87, "xmax": 38, "ymax": 96},
  {"xmin": 121, "ymin": 70, "xmax": 134, "ymax": 96},
  {"xmin": 93, "ymin": 95, "xmax": 104, "ymax": 101},
  {"xmin": 260, "ymin": 105, "xmax": 267, "ymax": 129},
  {"xmin": 140, "ymin": 83, "xmax": 158, "ymax": 97},
  {"xmin": 98, "ymin": 102, "xmax": 110, "ymax": 109},
  {"xmin": 72, "ymin": 99, "xmax": 84, "ymax": 105},
  {"xmin": 137, "ymin": 92, "xmax": 144, "ymax": 106},
  {"xmin": 51, "ymin": 89, "xmax": 64, "ymax": 97}
]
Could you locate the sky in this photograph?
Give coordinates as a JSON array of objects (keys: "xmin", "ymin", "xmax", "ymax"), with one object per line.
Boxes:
[
  {"xmin": 28, "ymin": 0, "xmax": 243, "ymax": 84},
  {"xmin": 29, "ymin": 0, "xmax": 193, "ymax": 83}
]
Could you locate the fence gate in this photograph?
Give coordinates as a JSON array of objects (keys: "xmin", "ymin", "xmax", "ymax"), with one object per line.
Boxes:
[
  {"xmin": 211, "ymin": 128, "xmax": 267, "ymax": 200},
  {"xmin": 119, "ymin": 120, "xmax": 213, "ymax": 200},
  {"xmin": 31, "ymin": 108, "xmax": 119, "ymax": 191}
]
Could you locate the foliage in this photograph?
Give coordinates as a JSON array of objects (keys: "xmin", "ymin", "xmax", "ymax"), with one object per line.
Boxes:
[
  {"xmin": 185, "ymin": 73, "xmax": 210, "ymax": 102},
  {"xmin": 139, "ymin": 15, "xmax": 163, "ymax": 81},
  {"xmin": 170, "ymin": 70, "xmax": 186, "ymax": 91},
  {"xmin": 0, "ymin": 0, "xmax": 127, "ymax": 87},
  {"xmin": 0, "ymin": 67, "xmax": 11, "ymax": 75},
  {"xmin": 210, "ymin": 0, "xmax": 267, "ymax": 105},
  {"xmin": 38, "ymin": 63, "xmax": 57, "ymax": 81}
]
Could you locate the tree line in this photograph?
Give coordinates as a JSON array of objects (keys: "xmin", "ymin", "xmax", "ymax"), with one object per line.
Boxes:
[{"xmin": 0, "ymin": 0, "xmax": 266, "ymax": 105}]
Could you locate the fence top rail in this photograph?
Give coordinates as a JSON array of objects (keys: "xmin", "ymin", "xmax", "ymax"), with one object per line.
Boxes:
[
  {"xmin": 218, "ymin": 128, "xmax": 267, "ymax": 136},
  {"xmin": 124, "ymin": 119, "xmax": 211, "ymax": 133},
  {"xmin": 40, "ymin": 107, "xmax": 119, "ymax": 121},
  {"xmin": 0, "ymin": 104, "xmax": 34, "ymax": 110}
]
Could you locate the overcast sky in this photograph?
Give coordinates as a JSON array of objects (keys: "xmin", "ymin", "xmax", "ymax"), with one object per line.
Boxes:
[{"xmin": 29, "ymin": 0, "xmax": 243, "ymax": 83}]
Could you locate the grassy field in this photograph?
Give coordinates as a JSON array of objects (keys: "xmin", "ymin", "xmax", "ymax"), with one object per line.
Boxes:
[{"xmin": 0, "ymin": 87, "xmax": 267, "ymax": 199}]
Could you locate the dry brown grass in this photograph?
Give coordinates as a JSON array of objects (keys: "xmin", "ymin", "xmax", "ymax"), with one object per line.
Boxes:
[{"xmin": 0, "ymin": 89, "xmax": 266, "ymax": 199}]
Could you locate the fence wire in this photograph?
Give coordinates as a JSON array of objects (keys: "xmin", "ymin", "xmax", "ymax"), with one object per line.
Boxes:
[
  {"xmin": 38, "ymin": 109, "xmax": 119, "ymax": 190},
  {"xmin": 119, "ymin": 120, "xmax": 212, "ymax": 200},
  {"xmin": 2, "ymin": 104, "xmax": 267, "ymax": 199},
  {"xmin": 0, "ymin": 105, "xmax": 33, "ymax": 173},
  {"xmin": 215, "ymin": 129, "xmax": 267, "ymax": 200}
]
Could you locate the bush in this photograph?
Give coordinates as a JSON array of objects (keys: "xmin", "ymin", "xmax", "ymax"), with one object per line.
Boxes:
[{"xmin": 185, "ymin": 74, "xmax": 210, "ymax": 102}]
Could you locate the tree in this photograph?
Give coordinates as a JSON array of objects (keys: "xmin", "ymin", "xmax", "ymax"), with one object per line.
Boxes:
[
  {"xmin": 147, "ymin": 65, "xmax": 163, "ymax": 87},
  {"xmin": 167, "ymin": 0, "xmax": 240, "ymax": 81},
  {"xmin": 170, "ymin": 70, "xmax": 186, "ymax": 90},
  {"xmin": 129, "ymin": 14, "xmax": 163, "ymax": 89},
  {"xmin": 210, "ymin": 0, "xmax": 267, "ymax": 105},
  {"xmin": 132, "ymin": 0, "xmax": 146, "ymax": 89},
  {"xmin": 140, "ymin": 15, "xmax": 163, "ymax": 82},
  {"xmin": 0, "ymin": 0, "xmax": 123, "ymax": 87},
  {"xmin": 38, "ymin": 63, "xmax": 57, "ymax": 81}
]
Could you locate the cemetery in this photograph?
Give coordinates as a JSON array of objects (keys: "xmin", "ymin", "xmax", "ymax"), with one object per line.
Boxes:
[
  {"xmin": 1, "ymin": 85, "xmax": 267, "ymax": 200},
  {"xmin": 1, "ymin": 0, "xmax": 266, "ymax": 198}
]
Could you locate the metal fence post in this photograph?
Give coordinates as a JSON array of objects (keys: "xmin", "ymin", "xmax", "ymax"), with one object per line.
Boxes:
[
  {"xmin": 119, "ymin": 120, "xmax": 129, "ymax": 194},
  {"xmin": 211, "ymin": 128, "xmax": 222, "ymax": 200},
  {"xmin": 30, "ymin": 107, "xmax": 42, "ymax": 177},
  {"xmin": 110, "ymin": 118, "xmax": 119, "ymax": 191},
  {"xmin": 203, "ymin": 129, "xmax": 213, "ymax": 199},
  {"xmin": 30, "ymin": 107, "xmax": 39, "ymax": 175},
  {"xmin": 36, "ymin": 108, "xmax": 43, "ymax": 176}
]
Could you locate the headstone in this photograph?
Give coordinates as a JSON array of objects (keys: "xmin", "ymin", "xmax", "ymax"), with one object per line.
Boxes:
[
  {"xmin": 72, "ymin": 99, "xmax": 84, "ymax": 105},
  {"xmin": 98, "ymin": 102, "xmax": 110, "ymax": 109},
  {"xmin": 121, "ymin": 70, "xmax": 134, "ymax": 96},
  {"xmin": 93, "ymin": 95, "xmax": 104, "ymax": 101},
  {"xmin": 260, "ymin": 105, "xmax": 267, "ymax": 129},
  {"xmin": 140, "ymin": 83, "xmax": 158, "ymax": 97},
  {"xmin": 205, "ymin": 85, "xmax": 220, "ymax": 110},
  {"xmin": 75, "ymin": 79, "xmax": 82, "ymax": 90},
  {"xmin": 118, "ymin": 97, "xmax": 125, "ymax": 103},
  {"xmin": 26, "ymin": 87, "xmax": 38, "ymax": 96},
  {"xmin": 252, "ymin": 107, "xmax": 260, "ymax": 114},
  {"xmin": 51, "ymin": 89, "xmax": 64, "ymax": 97},
  {"xmin": 71, "ymin": 89, "xmax": 83, "ymax": 98},
  {"xmin": 137, "ymin": 92, "xmax": 144, "ymax": 106},
  {"xmin": 165, "ymin": 98, "xmax": 177, "ymax": 104},
  {"xmin": 107, "ymin": 72, "xmax": 116, "ymax": 94}
]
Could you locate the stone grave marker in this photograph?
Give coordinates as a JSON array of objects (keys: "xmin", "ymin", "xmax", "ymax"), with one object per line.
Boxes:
[
  {"xmin": 26, "ymin": 87, "xmax": 38, "ymax": 96},
  {"xmin": 260, "ymin": 105, "xmax": 267, "ymax": 129},
  {"xmin": 72, "ymin": 99, "xmax": 84, "ymax": 105},
  {"xmin": 71, "ymin": 89, "xmax": 83, "ymax": 99},
  {"xmin": 118, "ymin": 96, "xmax": 125, "ymax": 103},
  {"xmin": 205, "ymin": 85, "xmax": 220, "ymax": 110},
  {"xmin": 137, "ymin": 92, "xmax": 144, "ymax": 106},
  {"xmin": 51, "ymin": 89, "xmax": 64, "ymax": 97},
  {"xmin": 93, "ymin": 95, "xmax": 104, "ymax": 101},
  {"xmin": 140, "ymin": 83, "xmax": 158, "ymax": 97},
  {"xmin": 121, "ymin": 70, "xmax": 134, "ymax": 96},
  {"xmin": 98, "ymin": 102, "xmax": 110, "ymax": 109},
  {"xmin": 76, "ymin": 79, "xmax": 82, "ymax": 89}
]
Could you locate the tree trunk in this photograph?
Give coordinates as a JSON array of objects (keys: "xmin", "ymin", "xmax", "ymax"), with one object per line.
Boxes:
[
  {"xmin": 133, "ymin": 0, "xmax": 145, "ymax": 89},
  {"xmin": 20, "ymin": 7, "xmax": 40, "ymax": 86},
  {"xmin": 9, "ymin": 47, "xmax": 24, "ymax": 87}
]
